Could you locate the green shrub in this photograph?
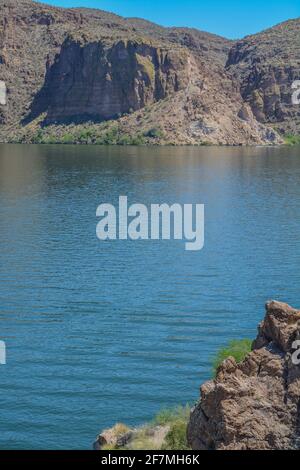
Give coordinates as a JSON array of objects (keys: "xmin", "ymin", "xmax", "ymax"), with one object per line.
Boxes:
[
  {"xmin": 118, "ymin": 133, "xmax": 145, "ymax": 146},
  {"xmin": 153, "ymin": 405, "xmax": 191, "ymax": 450},
  {"xmin": 154, "ymin": 404, "xmax": 190, "ymax": 426},
  {"xmin": 162, "ymin": 421, "xmax": 190, "ymax": 450},
  {"xmin": 32, "ymin": 129, "xmax": 44, "ymax": 143},
  {"xmin": 77, "ymin": 129, "xmax": 94, "ymax": 143},
  {"xmin": 102, "ymin": 127, "xmax": 119, "ymax": 144},
  {"xmin": 61, "ymin": 133, "xmax": 74, "ymax": 144},
  {"xmin": 284, "ymin": 134, "xmax": 300, "ymax": 145},
  {"xmin": 212, "ymin": 339, "xmax": 252, "ymax": 376},
  {"xmin": 41, "ymin": 135, "xmax": 58, "ymax": 144},
  {"xmin": 144, "ymin": 127, "xmax": 164, "ymax": 139},
  {"xmin": 118, "ymin": 134, "xmax": 132, "ymax": 145},
  {"xmin": 200, "ymin": 141, "xmax": 210, "ymax": 146},
  {"xmin": 129, "ymin": 135, "xmax": 145, "ymax": 145}
]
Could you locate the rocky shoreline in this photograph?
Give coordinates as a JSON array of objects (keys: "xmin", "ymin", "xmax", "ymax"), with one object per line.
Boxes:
[{"xmin": 95, "ymin": 301, "xmax": 300, "ymax": 451}]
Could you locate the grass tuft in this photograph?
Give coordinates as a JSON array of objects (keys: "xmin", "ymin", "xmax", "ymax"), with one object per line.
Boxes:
[
  {"xmin": 162, "ymin": 420, "xmax": 190, "ymax": 450},
  {"xmin": 153, "ymin": 405, "xmax": 191, "ymax": 450},
  {"xmin": 153, "ymin": 404, "xmax": 190, "ymax": 426},
  {"xmin": 212, "ymin": 339, "xmax": 252, "ymax": 376}
]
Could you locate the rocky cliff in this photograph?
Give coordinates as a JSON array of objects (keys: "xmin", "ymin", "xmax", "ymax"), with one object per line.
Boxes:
[
  {"xmin": 0, "ymin": 0, "xmax": 299, "ymax": 145},
  {"xmin": 26, "ymin": 37, "xmax": 192, "ymax": 124},
  {"xmin": 227, "ymin": 20, "xmax": 300, "ymax": 135},
  {"xmin": 187, "ymin": 301, "xmax": 300, "ymax": 450}
]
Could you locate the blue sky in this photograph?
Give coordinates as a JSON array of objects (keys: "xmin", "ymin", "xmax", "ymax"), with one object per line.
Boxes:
[{"xmin": 41, "ymin": 0, "xmax": 299, "ymax": 39}]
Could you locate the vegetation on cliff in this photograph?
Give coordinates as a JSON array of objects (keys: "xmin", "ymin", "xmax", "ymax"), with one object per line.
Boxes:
[
  {"xmin": 95, "ymin": 339, "xmax": 252, "ymax": 451},
  {"xmin": 212, "ymin": 338, "xmax": 252, "ymax": 376},
  {"xmin": 10, "ymin": 119, "xmax": 168, "ymax": 146},
  {"xmin": 98, "ymin": 405, "xmax": 191, "ymax": 451},
  {"xmin": 97, "ymin": 302, "xmax": 300, "ymax": 450}
]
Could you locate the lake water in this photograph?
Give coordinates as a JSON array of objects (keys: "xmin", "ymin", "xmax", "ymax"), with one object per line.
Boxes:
[{"xmin": 0, "ymin": 144, "xmax": 299, "ymax": 449}]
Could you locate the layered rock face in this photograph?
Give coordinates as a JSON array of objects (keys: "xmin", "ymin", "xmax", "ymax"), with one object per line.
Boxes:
[
  {"xmin": 27, "ymin": 38, "xmax": 191, "ymax": 124},
  {"xmin": 187, "ymin": 301, "xmax": 300, "ymax": 450}
]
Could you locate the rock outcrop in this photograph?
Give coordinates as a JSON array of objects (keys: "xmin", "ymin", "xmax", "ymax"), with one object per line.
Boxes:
[
  {"xmin": 0, "ymin": 0, "xmax": 298, "ymax": 144},
  {"xmin": 187, "ymin": 301, "xmax": 300, "ymax": 450},
  {"xmin": 26, "ymin": 37, "xmax": 192, "ymax": 124},
  {"xmin": 227, "ymin": 19, "xmax": 300, "ymax": 135}
]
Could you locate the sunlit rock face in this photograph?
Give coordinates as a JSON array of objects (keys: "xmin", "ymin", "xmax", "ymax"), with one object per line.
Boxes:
[{"xmin": 26, "ymin": 38, "xmax": 191, "ymax": 125}]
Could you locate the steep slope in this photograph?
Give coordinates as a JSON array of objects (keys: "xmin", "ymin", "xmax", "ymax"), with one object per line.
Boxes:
[
  {"xmin": 227, "ymin": 19, "xmax": 300, "ymax": 134},
  {"xmin": 0, "ymin": 0, "xmax": 295, "ymax": 145},
  {"xmin": 0, "ymin": 0, "xmax": 145, "ymax": 126},
  {"xmin": 25, "ymin": 37, "xmax": 192, "ymax": 125},
  {"xmin": 0, "ymin": 0, "xmax": 232, "ymax": 128}
]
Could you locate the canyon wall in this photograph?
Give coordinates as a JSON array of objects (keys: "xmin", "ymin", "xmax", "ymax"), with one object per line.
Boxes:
[{"xmin": 27, "ymin": 38, "xmax": 191, "ymax": 124}]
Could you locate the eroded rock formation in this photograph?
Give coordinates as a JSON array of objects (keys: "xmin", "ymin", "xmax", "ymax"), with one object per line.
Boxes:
[
  {"xmin": 26, "ymin": 37, "xmax": 191, "ymax": 124},
  {"xmin": 187, "ymin": 301, "xmax": 300, "ymax": 450}
]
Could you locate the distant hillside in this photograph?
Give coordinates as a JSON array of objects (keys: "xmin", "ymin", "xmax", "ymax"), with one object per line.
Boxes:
[
  {"xmin": 0, "ymin": 0, "xmax": 299, "ymax": 145},
  {"xmin": 227, "ymin": 19, "xmax": 300, "ymax": 135}
]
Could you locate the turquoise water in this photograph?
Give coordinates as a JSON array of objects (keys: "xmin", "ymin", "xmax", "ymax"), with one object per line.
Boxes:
[{"xmin": 0, "ymin": 144, "xmax": 299, "ymax": 449}]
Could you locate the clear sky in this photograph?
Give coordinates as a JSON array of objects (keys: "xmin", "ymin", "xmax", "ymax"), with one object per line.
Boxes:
[{"xmin": 41, "ymin": 0, "xmax": 299, "ymax": 39}]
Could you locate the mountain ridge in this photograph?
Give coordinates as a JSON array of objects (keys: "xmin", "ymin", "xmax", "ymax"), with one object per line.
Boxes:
[{"xmin": 0, "ymin": 0, "xmax": 299, "ymax": 145}]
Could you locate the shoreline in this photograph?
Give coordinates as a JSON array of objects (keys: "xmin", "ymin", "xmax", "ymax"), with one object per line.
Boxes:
[
  {"xmin": 94, "ymin": 302, "xmax": 300, "ymax": 451},
  {"xmin": 0, "ymin": 141, "xmax": 297, "ymax": 148}
]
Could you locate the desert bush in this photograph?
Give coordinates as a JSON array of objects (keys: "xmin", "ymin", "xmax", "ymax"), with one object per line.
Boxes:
[
  {"xmin": 284, "ymin": 134, "xmax": 300, "ymax": 145},
  {"xmin": 144, "ymin": 127, "xmax": 164, "ymax": 139},
  {"xmin": 162, "ymin": 420, "xmax": 190, "ymax": 450}
]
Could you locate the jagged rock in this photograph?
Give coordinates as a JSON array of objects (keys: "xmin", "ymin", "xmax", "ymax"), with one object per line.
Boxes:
[{"xmin": 187, "ymin": 301, "xmax": 300, "ymax": 450}]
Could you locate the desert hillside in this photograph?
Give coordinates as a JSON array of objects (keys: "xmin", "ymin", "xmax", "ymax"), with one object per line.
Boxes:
[{"xmin": 0, "ymin": 0, "xmax": 299, "ymax": 145}]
